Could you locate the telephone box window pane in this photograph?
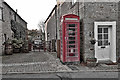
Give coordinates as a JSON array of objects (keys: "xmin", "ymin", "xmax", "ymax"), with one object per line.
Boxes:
[
  {"xmin": 68, "ymin": 28, "xmax": 75, "ymax": 31},
  {"xmin": 69, "ymin": 32, "xmax": 75, "ymax": 36},
  {"xmin": 69, "ymin": 45, "xmax": 75, "ymax": 48},
  {"xmin": 65, "ymin": 18, "xmax": 78, "ymax": 20},
  {"xmin": 104, "ymin": 28, "xmax": 108, "ymax": 33},
  {"xmin": 69, "ymin": 41, "xmax": 75, "ymax": 44},
  {"xmin": 69, "ymin": 37, "xmax": 75, "ymax": 40},
  {"xmin": 69, "ymin": 24, "xmax": 75, "ymax": 27},
  {"xmin": 98, "ymin": 28, "xmax": 102, "ymax": 33}
]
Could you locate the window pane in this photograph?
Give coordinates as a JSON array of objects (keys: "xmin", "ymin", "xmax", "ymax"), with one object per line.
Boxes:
[
  {"xmin": 69, "ymin": 45, "xmax": 75, "ymax": 48},
  {"xmin": 104, "ymin": 34, "xmax": 108, "ymax": 39},
  {"xmin": 98, "ymin": 40, "xmax": 102, "ymax": 46},
  {"xmin": 69, "ymin": 37, "xmax": 75, "ymax": 40},
  {"xmin": 104, "ymin": 28, "xmax": 108, "ymax": 33},
  {"xmin": 68, "ymin": 28, "xmax": 75, "ymax": 32},
  {"xmin": 69, "ymin": 24, "xmax": 75, "ymax": 27},
  {"xmin": 69, "ymin": 32, "xmax": 75, "ymax": 35},
  {"xmin": 98, "ymin": 28, "xmax": 102, "ymax": 33},
  {"xmin": 104, "ymin": 40, "xmax": 108, "ymax": 46},
  {"xmin": 69, "ymin": 41, "xmax": 75, "ymax": 44},
  {"xmin": 98, "ymin": 34, "xmax": 102, "ymax": 39}
]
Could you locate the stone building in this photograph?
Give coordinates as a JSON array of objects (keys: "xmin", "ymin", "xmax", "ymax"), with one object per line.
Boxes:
[
  {"xmin": 45, "ymin": 5, "xmax": 57, "ymax": 52},
  {"xmin": 45, "ymin": 0, "xmax": 120, "ymax": 63},
  {"xmin": 0, "ymin": 0, "xmax": 3, "ymax": 55},
  {"xmin": 0, "ymin": 0, "xmax": 27, "ymax": 55}
]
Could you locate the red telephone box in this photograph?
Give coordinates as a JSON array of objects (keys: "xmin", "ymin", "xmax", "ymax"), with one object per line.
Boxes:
[{"xmin": 60, "ymin": 14, "xmax": 80, "ymax": 63}]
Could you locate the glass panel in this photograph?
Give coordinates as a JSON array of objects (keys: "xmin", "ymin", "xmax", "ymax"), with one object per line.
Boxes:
[
  {"xmin": 104, "ymin": 40, "xmax": 108, "ymax": 46},
  {"xmin": 69, "ymin": 24, "xmax": 75, "ymax": 27},
  {"xmin": 98, "ymin": 28, "xmax": 102, "ymax": 33},
  {"xmin": 69, "ymin": 41, "xmax": 75, "ymax": 44},
  {"xmin": 69, "ymin": 45, "xmax": 75, "ymax": 48},
  {"xmin": 104, "ymin": 28, "xmax": 108, "ymax": 33},
  {"xmin": 69, "ymin": 37, "xmax": 75, "ymax": 40},
  {"xmin": 104, "ymin": 34, "xmax": 108, "ymax": 39},
  {"xmin": 68, "ymin": 28, "xmax": 75, "ymax": 31},
  {"xmin": 98, "ymin": 34, "xmax": 102, "ymax": 39},
  {"xmin": 69, "ymin": 32, "xmax": 75, "ymax": 36},
  {"xmin": 65, "ymin": 18, "xmax": 78, "ymax": 20},
  {"xmin": 98, "ymin": 40, "xmax": 102, "ymax": 46}
]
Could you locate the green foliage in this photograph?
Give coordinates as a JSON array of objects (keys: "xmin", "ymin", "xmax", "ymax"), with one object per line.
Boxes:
[{"xmin": 12, "ymin": 38, "xmax": 24, "ymax": 49}]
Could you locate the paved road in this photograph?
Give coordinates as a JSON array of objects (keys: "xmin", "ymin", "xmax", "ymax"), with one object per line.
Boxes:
[
  {"xmin": 2, "ymin": 72, "xmax": 119, "ymax": 79},
  {"xmin": 2, "ymin": 51, "xmax": 119, "ymax": 74},
  {"xmin": 2, "ymin": 51, "xmax": 71, "ymax": 74}
]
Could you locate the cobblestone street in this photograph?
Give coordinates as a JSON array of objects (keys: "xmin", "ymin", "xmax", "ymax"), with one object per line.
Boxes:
[
  {"xmin": 2, "ymin": 51, "xmax": 119, "ymax": 74},
  {"xmin": 2, "ymin": 51, "xmax": 71, "ymax": 74}
]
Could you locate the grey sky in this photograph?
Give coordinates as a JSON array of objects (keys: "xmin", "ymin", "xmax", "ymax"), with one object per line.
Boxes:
[{"xmin": 5, "ymin": 0, "xmax": 56, "ymax": 30}]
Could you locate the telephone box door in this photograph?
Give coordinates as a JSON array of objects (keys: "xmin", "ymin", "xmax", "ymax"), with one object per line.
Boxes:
[{"xmin": 65, "ymin": 23, "xmax": 80, "ymax": 62}]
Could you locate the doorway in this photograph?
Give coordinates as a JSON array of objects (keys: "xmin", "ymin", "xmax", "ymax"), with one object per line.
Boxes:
[{"xmin": 94, "ymin": 22, "xmax": 116, "ymax": 63}]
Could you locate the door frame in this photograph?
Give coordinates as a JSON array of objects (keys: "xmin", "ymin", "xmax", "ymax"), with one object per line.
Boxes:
[{"xmin": 94, "ymin": 21, "xmax": 116, "ymax": 63}]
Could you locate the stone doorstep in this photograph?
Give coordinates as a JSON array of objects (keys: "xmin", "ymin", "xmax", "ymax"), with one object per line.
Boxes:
[{"xmin": 98, "ymin": 64, "xmax": 118, "ymax": 68}]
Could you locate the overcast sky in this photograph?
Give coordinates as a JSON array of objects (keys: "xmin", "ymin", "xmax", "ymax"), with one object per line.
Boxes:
[{"xmin": 4, "ymin": 0, "xmax": 56, "ymax": 30}]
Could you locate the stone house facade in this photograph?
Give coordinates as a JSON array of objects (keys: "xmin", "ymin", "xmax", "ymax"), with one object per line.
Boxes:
[
  {"xmin": 0, "ymin": 0, "xmax": 27, "ymax": 55},
  {"xmin": 45, "ymin": 0, "xmax": 120, "ymax": 63},
  {"xmin": 0, "ymin": 0, "xmax": 3, "ymax": 55},
  {"xmin": 45, "ymin": 5, "xmax": 57, "ymax": 52}
]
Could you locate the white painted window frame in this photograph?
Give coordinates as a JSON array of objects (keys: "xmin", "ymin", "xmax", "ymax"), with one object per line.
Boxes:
[{"xmin": 0, "ymin": 7, "xmax": 3, "ymax": 21}]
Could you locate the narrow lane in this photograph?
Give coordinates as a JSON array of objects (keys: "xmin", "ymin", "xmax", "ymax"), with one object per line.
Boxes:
[{"xmin": 2, "ymin": 51, "xmax": 71, "ymax": 74}]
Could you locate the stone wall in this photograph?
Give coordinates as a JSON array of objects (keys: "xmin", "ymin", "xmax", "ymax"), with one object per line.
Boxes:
[
  {"xmin": 2, "ymin": 2, "xmax": 14, "ymax": 41},
  {"xmin": 47, "ymin": 12, "xmax": 56, "ymax": 41},
  {"xmin": 46, "ymin": 2, "xmax": 120, "ymax": 62},
  {"xmin": 0, "ymin": 21, "xmax": 2, "ymax": 55},
  {"xmin": 83, "ymin": 2, "xmax": 118, "ymax": 62},
  {"xmin": 118, "ymin": 2, "xmax": 120, "ymax": 61},
  {"xmin": 58, "ymin": 2, "xmax": 119, "ymax": 62},
  {"xmin": 0, "ymin": 0, "xmax": 3, "ymax": 55},
  {"xmin": 0, "ymin": 2, "xmax": 27, "ymax": 55}
]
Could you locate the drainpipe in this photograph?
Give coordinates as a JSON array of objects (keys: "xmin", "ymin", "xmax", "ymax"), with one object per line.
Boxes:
[
  {"xmin": 55, "ymin": 5, "xmax": 57, "ymax": 40},
  {"xmin": 55, "ymin": 5, "xmax": 57, "ymax": 52},
  {"xmin": 78, "ymin": 2, "xmax": 79, "ymax": 17},
  {"xmin": 15, "ymin": 9, "xmax": 17, "ymax": 21}
]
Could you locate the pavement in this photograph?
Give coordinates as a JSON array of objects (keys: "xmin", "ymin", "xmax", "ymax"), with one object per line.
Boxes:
[
  {"xmin": 2, "ymin": 50, "xmax": 71, "ymax": 74},
  {"xmin": 51, "ymin": 52, "xmax": 119, "ymax": 72},
  {"xmin": 2, "ymin": 72, "xmax": 119, "ymax": 78},
  {"xmin": 1, "ymin": 50, "xmax": 119, "ymax": 74}
]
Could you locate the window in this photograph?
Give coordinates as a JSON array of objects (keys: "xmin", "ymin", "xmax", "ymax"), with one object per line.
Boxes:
[
  {"xmin": 72, "ymin": 0, "xmax": 77, "ymax": 5},
  {"xmin": 0, "ymin": 7, "xmax": 3, "ymax": 20},
  {"xmin": 98, "ymin": 26, "xmax": 109, "ymax": 46}
]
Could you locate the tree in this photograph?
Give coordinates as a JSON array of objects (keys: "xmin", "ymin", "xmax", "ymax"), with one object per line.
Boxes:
[{"xmin": 38, "ymin": 20, "xmax": 45, "ymax": 33}]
